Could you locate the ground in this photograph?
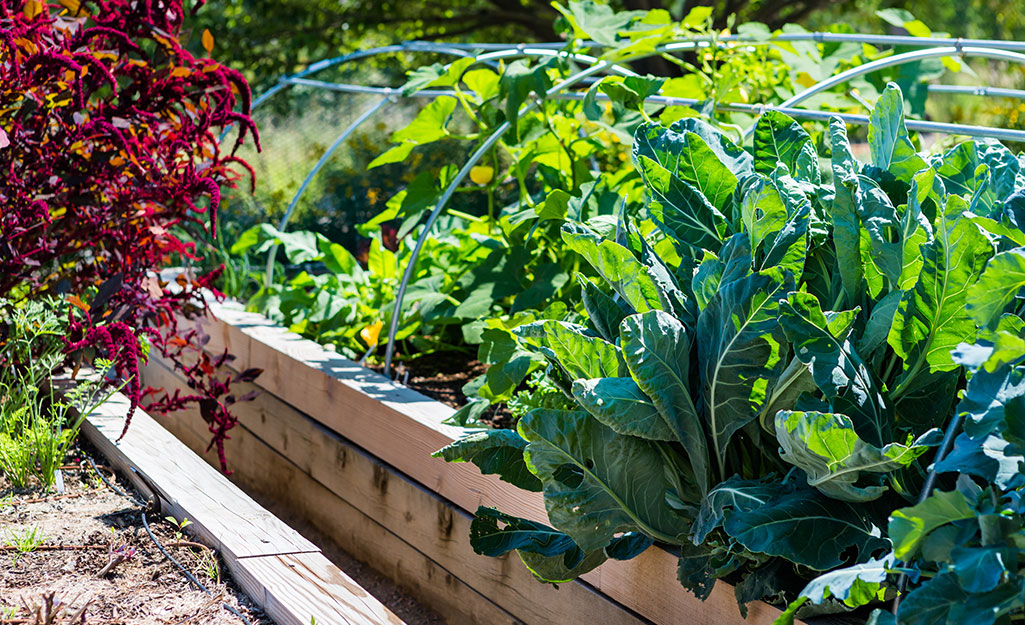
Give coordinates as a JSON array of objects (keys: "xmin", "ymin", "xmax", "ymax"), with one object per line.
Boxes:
[{"xmin": 0, "ymin": 451, "xmax": 264, "ymax": 625}]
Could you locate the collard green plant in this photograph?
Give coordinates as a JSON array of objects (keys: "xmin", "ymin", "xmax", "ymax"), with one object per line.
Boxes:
[{"xmin": 437, "ymin": 82, "xmax": 1025, "ymax": 620}]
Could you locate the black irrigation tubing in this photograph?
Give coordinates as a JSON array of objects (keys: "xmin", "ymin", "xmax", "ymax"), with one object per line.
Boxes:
[{"xmin": 84, "ymin": 457, "xmax": 256, "ymax": 625}]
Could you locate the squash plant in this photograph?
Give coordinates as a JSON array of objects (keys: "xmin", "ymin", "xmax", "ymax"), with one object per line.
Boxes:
[
  {"xmin": 437, "ymin": 82, "xmax": 1025, "ymax": 620},
  {"xmin": 367, "ymin": 3, "xmax": 953, "ymax": 422}
]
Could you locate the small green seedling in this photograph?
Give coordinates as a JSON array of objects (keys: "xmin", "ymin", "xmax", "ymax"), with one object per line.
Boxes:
[
  {"xmin": 4, "ymin": 526, "xmax": 43, "ymax": 565},
  {"xmin": 166, "ymin": 516, "xmax": 193, "ymax": 542}
]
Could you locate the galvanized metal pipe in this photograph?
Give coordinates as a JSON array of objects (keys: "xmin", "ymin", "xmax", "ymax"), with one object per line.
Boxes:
[
  {"xmin": 743, "ymin": 46, "xmax": 1025, "ymax": 138},
  {"xmin": 381, "ymin": 59, "xmax": 630, "ymax": 376},
  {"xmin": 263, "ymin": 96, "xmax": 395, "ymax": 288}
]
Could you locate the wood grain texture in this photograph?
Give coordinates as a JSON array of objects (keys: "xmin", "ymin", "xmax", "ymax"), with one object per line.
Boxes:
[
  {"xmin": 160, "ymin": 409, "xmax": 522, "ymax": 625},
  {"xmin": 70, "ymin": 381, "xmax": 407, "ymax": 625},
  {"xmin": 168, "ymin": 302, "xmax": 796, "ymax": 625},
  {"xmin": 236, "ymin": 553, "xmax": 407, "ymax": 625},
  {"xmin": 66, "ymin": 382, "xmax": 316, "ymax": 560},
  {"xmin": 144, "ymin": 358, "xmax": 651, "ymax": 625}
]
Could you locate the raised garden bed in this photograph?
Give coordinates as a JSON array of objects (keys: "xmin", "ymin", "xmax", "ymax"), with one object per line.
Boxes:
[
  {"xmin": 140, "ymin": 299, "xmax": 807, "ymax": 625},
  {"xmin": 34, "ymin": 380, "xmax": 417, "ymax": 625}
]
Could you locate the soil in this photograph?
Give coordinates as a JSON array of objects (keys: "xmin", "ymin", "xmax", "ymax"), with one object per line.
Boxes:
[
  {"xmin": 369, "ymin": 353, "xmax": 514, "ymax": 429},
  {"xmin": 0, "ymin": 450, "xmax": 266, "ymax": 625},
  {"xmin": 1, "ymin": 439, "xmax": 447, "ymax": 625}
]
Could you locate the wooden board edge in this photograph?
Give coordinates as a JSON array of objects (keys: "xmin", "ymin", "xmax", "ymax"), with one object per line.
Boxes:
[
  {"xmin": 171, "ymin": 303, "xmax": 798, "ymax": 625},
  {"xmin": 73, "ymin": 384, "xmax": 407, "ymax": 625}
]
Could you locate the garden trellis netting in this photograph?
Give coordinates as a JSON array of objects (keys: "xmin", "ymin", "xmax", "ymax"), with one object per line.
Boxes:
[{"xmin": 226, "ymin": 32, "xmax": 1025, "ymax": 380}]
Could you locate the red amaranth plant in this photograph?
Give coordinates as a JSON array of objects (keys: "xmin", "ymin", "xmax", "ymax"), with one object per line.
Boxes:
[{"xmin": 0, "ymin": 0, "xmax": 259, "ymax": 470}]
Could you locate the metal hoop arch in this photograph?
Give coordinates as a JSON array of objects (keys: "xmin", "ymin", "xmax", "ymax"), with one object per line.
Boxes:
[
  {"xmin": 380, "ymin": 42, "xmax": 1025, "ymax": 376},
  {"xmin": 258, "ymin": 45, "xmax": 646, "ymax": 287}
]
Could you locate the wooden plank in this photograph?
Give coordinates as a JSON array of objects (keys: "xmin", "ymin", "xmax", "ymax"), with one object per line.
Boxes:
[
  {"xmin": 180, "ymin": 301, "xmax": 792, "ymax": 625},
  {"xmin": 197, "ymin": 303, "xmax": 549, "ymax": 523},
  {"xmin": 234, "ymin": 553, "xmax": 406, "ymax": 625},
  {"xmin": 71, "ymin": 382, "xmax": 407, "ymax": 625},
  {"xmin": 144, "ymin": 372, "xmax": 524, "ymax": 625},
  {"xmin": 66, "ymin": 381, "xmax": 317, "ymax": 561},
  {"xmin": 144, "ymin": 358, "xmax": 651, "ymax": 625}
]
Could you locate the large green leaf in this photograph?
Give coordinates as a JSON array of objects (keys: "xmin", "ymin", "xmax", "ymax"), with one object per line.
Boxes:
[
  {"xmin": 868, "ymin": 83, "xmax": 928, "ymax": 183},
  {"xmin": 722, "ymin": 487, "xmax": 889, "ymax": 570},
  {"xmin": 896, "ymin": 573, "xmax": 1023, "ymax": 625},
  {"xmin": 957, "ymin": 364, "xmax": 1025, "ymax": 439},
  {"xmin": 639, "ymin": 155, "xmax": 727, "ymax": 253},
  {"xmin": 368, "ymin": 96, "xmax": 457, "ymax": 167},
  {"xmin": 779, "ymin": 292, "xmax": 889, "ymax": 444},
  {"xmin": 692, "ymin": 475, "xmax": 786, "ymax": 543},
  {"xmin": 856, "ymin": 175, "xmax": 904, "ymax": 297},
  {"xmin": 753, "ymin": 110, "xmax": 820, "ymax": 183},
  {"xmin": 578, "ymin": 275, "xmax": 630, "ymax": 342},
  {"xmin": 434, "ymin": 429, "xmax": 542, "ymax": 492},
  {"xmin": 933, "ymin": 140, "xmax": 1022, "ymax": 213},
  {"xmin": 829, "ymin": 118, "xmax": 865, "ymax": 302},
  {"xmin": 775, "ymin": 411, "xmax": 936, "ymax": 501},
  {"xmin": 555, "ymin": 0, "xmax": 646, "ymax": 45},
  {"xmin": 562, "ymin": 224, "xmax": 662, "ymax": 313},
  {"xmin": 620, "ymin": 310, "xmax": 709, "ymax": 492},
  {"xmin": 698, "ymin": 268, "xmax": 792, "ymax": 478},
  {"xmin": 517, "ymin": 320, "xmax": 622, "ymax": 381},
  {"xmin": 740, "ymin": 170, "xmax": 810, "ymax": 281},
  {"xmin": 935, "ymin": 433, "xmax": 1025, "ymax": 491},
  {"xmin": 889, "ymin": 195, "xmax": 994, "ymax": 395},
  {"xmin": 690, "ymin": 234, "xmax": 752, "ymax": 312},
  {"xmin": 469, "ymin": 506, "xmax": 606, "ymax": 583},
  {"xmin": 519, "ymin": 409, "xmax": 689, "ymax": 551},
  {"xmin": 670, "ymin": 117, "xmax": 754, "ymax": 177},
  {"xmin": 572, "ymin": 377, "xmax": 675, "ymax": 441},
  {"xmin": 794, "ymin": 553, "xmax": 894, "ymax": 609},
  {"xmin": 632, "ymin": 122, "xmax": 739, "ymax": 215},
  {"xmin": 966, "ymin": 247, "xmax": 1025, "ymax": 330},
  {"xmin": 888, "ymin": 490, "xmax": 976, "ymax": 560}
]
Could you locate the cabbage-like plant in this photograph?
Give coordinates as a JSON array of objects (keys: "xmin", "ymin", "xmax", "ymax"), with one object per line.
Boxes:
[{"xmin": 438, "ymin": 82, "xmax": 1025, "ymax": 620}]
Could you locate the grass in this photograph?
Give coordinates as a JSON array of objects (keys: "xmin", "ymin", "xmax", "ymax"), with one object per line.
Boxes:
[
  {"xmin": 0, "ymin": 299, "xmax": 122, "ymax": 492},
  {"xmin": 4, "ymin": 526, "xmax": 44, "ymax": 553}
]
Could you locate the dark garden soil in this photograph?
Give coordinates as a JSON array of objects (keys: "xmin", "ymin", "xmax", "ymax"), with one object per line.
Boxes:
[
  {"xmin": 369, "ymin": 353, "xmax": 514, "ymax": 429},
  {"xmin": 0, "ymin": 440, "xmax": 445, "ymax": 625}
]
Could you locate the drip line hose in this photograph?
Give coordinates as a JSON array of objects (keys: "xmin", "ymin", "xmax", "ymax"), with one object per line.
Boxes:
[{"xmin": 85, "ymin": 457, "xmax": 256, "ymax": 625}]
